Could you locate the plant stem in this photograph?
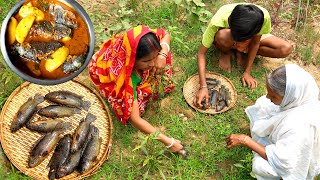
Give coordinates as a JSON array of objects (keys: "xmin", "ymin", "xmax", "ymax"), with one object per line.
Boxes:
[{"xmin": 295, "ymin": 0, "xmax": 302, "ymax": 31}]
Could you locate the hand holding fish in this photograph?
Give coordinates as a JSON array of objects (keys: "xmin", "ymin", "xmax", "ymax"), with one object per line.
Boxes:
[{"xmin": 194, "ymin": 88, "xmax": 209, "ymax": 109}]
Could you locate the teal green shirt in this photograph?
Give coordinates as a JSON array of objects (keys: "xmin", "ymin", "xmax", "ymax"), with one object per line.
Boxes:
[
  {"xmin": 131, "ymin": 73, "xmax": 141, "ymax": 100},
  {"xmin": 202, "ymin": 3, "xmax": 272, "ymax": 48}
]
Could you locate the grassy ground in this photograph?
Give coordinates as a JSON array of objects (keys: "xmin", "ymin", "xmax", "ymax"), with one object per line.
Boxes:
[{"xmin": 0, "ymin": 0, "xmax": 319, "ymax": 179}]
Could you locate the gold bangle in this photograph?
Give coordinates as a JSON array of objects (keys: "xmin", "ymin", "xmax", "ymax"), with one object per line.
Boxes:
[
  {"xmin": 200, "ymin": 86, "xmax": 207, "ymax": 89},
  {"xmin": 242, "ymin": 136, "xmax": 249, "ymax": 145}
]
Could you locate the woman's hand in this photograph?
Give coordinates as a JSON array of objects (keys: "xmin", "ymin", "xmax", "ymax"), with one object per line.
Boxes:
[
  {"xmin": 241, "ymin": 72, "xmax": 257, "ymax": 89},
  {"xmin": 154, "ymin": 53, "xmax": 167, "ymax": 75},
  {"xmin": 225, "ymin": 134, "xmax": 248, "ymax": 148},
  {"xmin": 193, "ymin": 88, "xmax": 209, "ymax": 108}
]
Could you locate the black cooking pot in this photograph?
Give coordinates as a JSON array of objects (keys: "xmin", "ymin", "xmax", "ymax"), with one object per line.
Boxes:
[{"xmin": 0, "ymin": 0, "xmax": 95, "ymax": 85}]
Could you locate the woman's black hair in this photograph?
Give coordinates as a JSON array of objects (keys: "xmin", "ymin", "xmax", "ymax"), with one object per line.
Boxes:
[
  {"xmin": 229, "ymin": 4, "xmax": 264, "ymax": 42},
  {"xmin": 136, "ymin": 32, "xmax": 161, "ymax": 60}
]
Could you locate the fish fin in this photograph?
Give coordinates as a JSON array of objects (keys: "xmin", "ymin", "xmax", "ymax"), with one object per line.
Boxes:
[
  {"xmin": 56, "ymin": 94, "xmax": 67, "ymax": 100},
  {"xmin": 86, "ymin": 113, "xmax": 96, "ymax": 123},
  {"xmin": 34, "ymin": 94, "xmax": 45, "ymax": 103},
  {"xmin": 82, "ymin": 101, "xmax": 91, "ymax": 111},
  {"xmin": 74, "ymin": 108, "xmax": 81, "ymax": 114},
  {"xmin": 59, "ymin": 90, "xmax": 83, "ymax": 99}
]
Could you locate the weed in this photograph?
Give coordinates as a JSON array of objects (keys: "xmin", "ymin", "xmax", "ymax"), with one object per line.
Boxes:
[{"xmin": 132, "ymin": 130, "xmax": 170, "ymax": 179}]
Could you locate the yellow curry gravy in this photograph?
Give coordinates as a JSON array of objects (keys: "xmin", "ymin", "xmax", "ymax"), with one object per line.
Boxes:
[{"xmin": 10, "ymin": 0, "xmax": 89, "ymax": 79}]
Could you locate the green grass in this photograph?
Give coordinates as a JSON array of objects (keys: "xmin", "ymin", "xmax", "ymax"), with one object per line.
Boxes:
[{"xmin": 0, "ymin": 0, "xmax": 319, "ymax": 179}]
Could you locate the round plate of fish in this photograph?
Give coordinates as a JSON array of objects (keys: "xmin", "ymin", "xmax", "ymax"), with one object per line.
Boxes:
[
  {"xmin": 183, "ymin": 71, "xmax": 237, "ymax": 114},
  {"xmin": 0, "ymin": 80, "xmax": 113, "ymax": 180}
]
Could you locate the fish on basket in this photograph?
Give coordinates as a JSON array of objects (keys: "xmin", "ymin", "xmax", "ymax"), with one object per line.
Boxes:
[
  {"xmin": 47, "ymin": 134, "xmax": 72, "ymax": 180},
  {"xmin": 26, "ymin": 119, "xmax": 71, "ymax": 133},
  {"xmin": 71, "ymin": 113, "xmax": 96, "ymax": 153},
  {"xmin": 45, "ymin": 90, "xmax": 90, "ymax": 110},
  {"xmin": 78, "ymin": 125, "xmax": 102, "ymax": 174},
  {"xmin": 198, "ymin": 78, "xmax": 232, "ymax": 112},
  {"xmin": 28, "ymin": 129, "xmax": 66, "ymax": 168},
  {"xmin": 11, "ymin": 93, "xmax": 44, "ymax": 132},
  {"xmin": 38, "ymin": 105, "xmax": 81, "ymax": 118}
]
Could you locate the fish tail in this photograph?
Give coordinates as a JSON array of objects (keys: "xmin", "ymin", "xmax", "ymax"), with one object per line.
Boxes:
[
  {"xmin": 34, "ymin": 94, "xmax": 45, "ymax": 103},
  {"xmin": 74, "ymin": 108, "xmax": 82, "ymax": 114},
  {"xmin": 86, "ymin": 113, "xmax": 96, "ymax": 123},
  {"xmin": 82, "ymin": 101, "xmax": 91, "ymax": 111}
]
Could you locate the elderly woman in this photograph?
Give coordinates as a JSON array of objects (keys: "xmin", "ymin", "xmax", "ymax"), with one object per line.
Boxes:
[
  {"xmin": 225, "ymin": 64, "xmax": 320, "ymax": 179},
  {"xmin": 88, "ymin": 25, "xmax": 187, "ymax": 158}
]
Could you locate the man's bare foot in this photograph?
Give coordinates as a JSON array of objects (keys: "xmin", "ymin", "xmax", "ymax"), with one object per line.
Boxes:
[
  {"xmin": 236, "ymin": 51, "xmax": 246, "ymax": 69},
  {"xmin": 218, "ymin": 52, "xmax": 231, "ymax": 72}
]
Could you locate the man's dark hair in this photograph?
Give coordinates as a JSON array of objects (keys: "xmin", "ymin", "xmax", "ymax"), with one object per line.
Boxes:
[{"xmin": 229, "ymin": 4, "xmax": 264, "ymax": 42}]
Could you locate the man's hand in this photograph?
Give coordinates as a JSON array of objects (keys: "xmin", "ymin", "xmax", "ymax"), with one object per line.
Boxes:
[
  {"xmin": 193, "ymin": 88, "xmax": 209, "ymax": 108},
  {"xmin": 241, "ymin": 72, "xmax": 257, "ymax": 89}
]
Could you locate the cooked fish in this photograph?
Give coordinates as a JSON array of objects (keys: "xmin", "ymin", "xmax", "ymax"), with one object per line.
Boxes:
[
  {"xmin": 38, "ymin": 105, "xmax": 81, "ymax": 118},
  {"xmin": 10, "ymin": 94, "xmax": 44, "ymax": 132},
  {"xmin": 30, "ymin": 21, "xmax": 54, "ymax": 39},
  {"xmin": 45, "ymin": 90, "xmax": 90, "ymax": 110},
  {"xmin": 49, "ymin": 4, "xmax": 78, "ymax": 28},
  {"xmin": 71, "ymin": 113, "xmax": 96, "ymax": 153},
  {"xmin": 30, "ymin": 20, "xmax": 72, "ymax": 40},
  {"xmin": 48, "ymin": 134, "xmax": 72, "ymax": 180},
  {"xmin": 78, "ymin": 126, "xmax": 101, "ymax": 174},
  {"xmin": 14, "ymin": 41, "xmax": 63, "ymax": 63},
  {"xmin": 26, "ymin": 119, "xmax": 71, "ymax": 133},
  {"xmin": 63, "ymin": 54, "xmax": 86, "ymax": 74},
  {"xmin": 28, "ymin": 130, "xmax": 64, "ymax": 168}
]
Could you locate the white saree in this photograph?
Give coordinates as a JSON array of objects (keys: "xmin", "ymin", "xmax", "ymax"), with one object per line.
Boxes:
[{"xmin": 245, "ymin": 64, "xmax": 320, "ymax": 180}]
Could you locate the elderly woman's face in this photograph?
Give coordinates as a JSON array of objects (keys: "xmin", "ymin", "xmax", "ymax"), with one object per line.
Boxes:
[{"xmin": 266, "ymin": 83, "xmax": 284, "ymax": 105}]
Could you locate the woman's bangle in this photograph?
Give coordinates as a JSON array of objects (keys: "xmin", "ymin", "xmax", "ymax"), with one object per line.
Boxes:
[
  {"xmin": 166, "ymin": 137, "xmax": 175, "ymax": 148},
  {"xmin": 200, "ymin": 85, "xmax": 207, "ymax": 89},
  {"xmin": 158, "ymin": 52, "xmax": 168, "ymax": 59},
  {"xmin": 160, "ymin": 42, "xmax": 170, "ymax": 52},
  {"xmin": 242, "ymin": 136, "xmax": 249, "ymax": 145}
]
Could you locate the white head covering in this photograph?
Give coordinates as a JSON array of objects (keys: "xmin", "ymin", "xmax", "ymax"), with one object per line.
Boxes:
[
  {"xmin": 280, "ymin": 64, "xmax": 319, "ymax": 110},
  {"xmin": 246, "ymin": 64, "xmax": 320, "ymax": 179}
]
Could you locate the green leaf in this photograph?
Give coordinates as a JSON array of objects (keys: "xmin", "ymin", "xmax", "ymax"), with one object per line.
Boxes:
[
  {"xmin": 250, "ymin": 171, "xmax": 256, "ymax": 178},
  {"xmin": 143, "ymin": 170, "xmax": 149, "ymax": 180},
  {"xmin": 141, "ymin": 146, "xmax": 148, "ymax": 156},
  {"xmin": 119, "ymin": 0, "xmax": 127, "ymax": 7},
  {"xmin": 5, "ymin": 76, "xmax": 11, "ymax": 85},
  {"xmin": 173, "ymin": 0, "xmax": 182, "ymax": 5},
  {"xmin": 233, "ymin": 163, "xmax": 245, "ymax": 168},
  {"xmin": 143, "ymin": 158, "xmax": 150, "ymax": 167},
  {"xmin": 192, "ymin": 0, "xmax": 205, "ymax": 7},
  {"xmin": 159, "ymin": 169, "xmax": 166, "ymax": 180},
  {"xmin": 132, "ymin": 145, "xmax": 142, "ymax": 152}
]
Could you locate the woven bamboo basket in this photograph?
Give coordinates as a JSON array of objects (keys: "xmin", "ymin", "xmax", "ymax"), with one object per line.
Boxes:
[
  {"xmin": 0, "ymin": 79, "xmax": 113, "ymax": 179},
  {"xmin": 183, "ymin": 71, "xmax": 237, "ymax": 114}
]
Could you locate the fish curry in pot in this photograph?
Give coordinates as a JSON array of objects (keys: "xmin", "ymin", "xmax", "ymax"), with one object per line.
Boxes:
[{"xmin": 6, "ymin": 0, "xmax": 89, "ymax": 79}]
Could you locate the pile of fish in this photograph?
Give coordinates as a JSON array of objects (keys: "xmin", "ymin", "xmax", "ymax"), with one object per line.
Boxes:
[
  {"xmin": 10, "ymin": 91, "xmax": 102, "ymax": 179},
  {"xmin": 201, "ymin": 78, "xmax": 232, "ymax": 112}
]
